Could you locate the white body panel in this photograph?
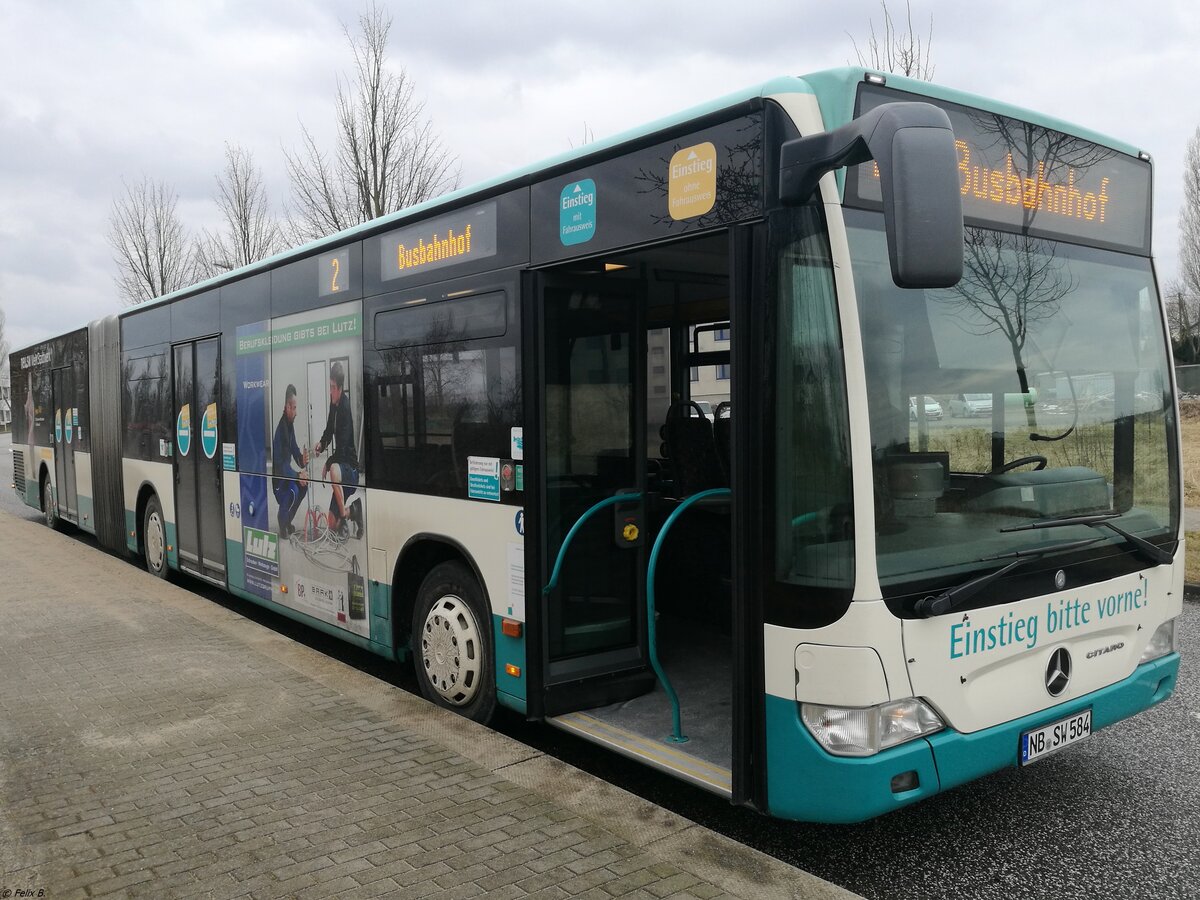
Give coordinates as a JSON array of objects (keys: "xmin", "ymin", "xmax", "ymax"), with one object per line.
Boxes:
[
  {"xmin": 764, "ymin": 600, "xmax": 910, "ymax": 702},
  {"xmin": 29, "ymin": 444, "xmax": 54, "ymax": 498},
  {"xmin": 74, "ymin": 450, "xmax": 93, "ymax": 504},
  {"xmin": 122, "ymin": 458, "xmax": 175, "ymax": 524},
  {"xmin": 73, "ymin": 450, "xmax": 94, "ymax": 530},
  {"xmin": 904, "ymin": 566, "xmax": 1183, "ymax": 733},
  {"xmin": 794, "ymin": 643, "xmax": 889, "ymax": 707},
  {"xmin": 223, "ymin": 471, "xmax": 240, "ymax": 543},
  {"xmin": 366, "ymin": 490, "xmax": 524, "ymax": 621}
]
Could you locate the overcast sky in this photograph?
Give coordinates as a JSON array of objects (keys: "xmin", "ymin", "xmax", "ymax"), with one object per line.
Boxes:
[{"xmin": 2, "ymin": 0, "xmax": 1198, "ymax": 353}]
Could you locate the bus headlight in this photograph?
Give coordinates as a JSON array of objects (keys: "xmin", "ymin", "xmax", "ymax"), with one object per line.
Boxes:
[
  {"xmin": 800, "ymin": 698, "xmax": 944, "ymax": 757},
  {"xmin": 1139, "ymin": 619, "xmax": 1175, "ymax": 664}
]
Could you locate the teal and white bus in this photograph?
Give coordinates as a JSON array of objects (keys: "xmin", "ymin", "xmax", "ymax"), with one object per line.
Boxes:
[{"xmin": 9, "ymin": 68, "xmax": 1180, "ymax": 823}]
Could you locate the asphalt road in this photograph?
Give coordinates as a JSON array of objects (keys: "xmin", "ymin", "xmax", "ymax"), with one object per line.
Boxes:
[{"xmin": 3, "ymin": 430, "xmax": 1196, "ymax": 900}]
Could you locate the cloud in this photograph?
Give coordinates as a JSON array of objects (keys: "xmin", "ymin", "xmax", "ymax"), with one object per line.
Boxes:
[{"xmin": 1, "ymin": 0, "xmax": 1195, "ymax": 348}]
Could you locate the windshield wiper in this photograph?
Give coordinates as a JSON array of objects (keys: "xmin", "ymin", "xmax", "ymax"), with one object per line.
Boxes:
[
  {"xmin": 913, "ymin": 536, "xmax": 1105, "ymax": 618},
  {"xmin": 1000, "ymin": 512, "xmax": 1174, "ymax": 566}
]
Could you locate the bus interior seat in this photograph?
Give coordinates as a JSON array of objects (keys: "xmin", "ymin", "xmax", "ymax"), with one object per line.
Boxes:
[
  {"xmin": 713, "ymin": 401, "xmax": 732, "ymax": 479},
  {"xmin": 660, "ymin": 401, "xmax": 726, "ymax": 498},
  {"xmin": 452, "ymin": 420, "xmax": 510, "ymax": 486},
  {"xmin": 654, "ymin": 401, "xmax": 732, "ymax": 629}
]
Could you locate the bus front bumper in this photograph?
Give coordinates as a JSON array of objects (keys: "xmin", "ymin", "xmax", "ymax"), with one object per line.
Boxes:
[{"xmin": 765, "ymin": 653, "xmax": 1178, "ymax": 824}]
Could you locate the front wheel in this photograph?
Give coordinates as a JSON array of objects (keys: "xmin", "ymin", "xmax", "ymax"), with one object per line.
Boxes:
[
  {"xmin": 411, "ymin": 561, "xmax": 496, "ymax": 724},
  {"xmin": 143, "ymin": 495, "xmax": 170, "ymax": 580}
]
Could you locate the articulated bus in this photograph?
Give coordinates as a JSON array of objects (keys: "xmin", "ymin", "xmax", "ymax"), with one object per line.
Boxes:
[{"xmin": 9, "ymin": 69, "xmax": 1180, "ymax": 823}]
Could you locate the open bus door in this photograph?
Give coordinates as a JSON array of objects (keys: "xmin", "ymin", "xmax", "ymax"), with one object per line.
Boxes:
[
  {"xmin": 527, "ymin": 228, "xmax": 759, "ymax": 803},
  {"xmin": 532, "ymin": 272, "xmax": 655, "ymax": 714}
]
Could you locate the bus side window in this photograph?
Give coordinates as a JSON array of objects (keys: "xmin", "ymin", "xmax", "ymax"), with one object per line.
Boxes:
[{"xmin": 372, "ymin": 292, "xmax": 520, "ymax": 497}]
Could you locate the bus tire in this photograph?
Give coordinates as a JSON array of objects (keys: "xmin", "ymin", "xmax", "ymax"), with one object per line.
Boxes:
[
  {"xmin": 143, "ymin": 495, "xmax": 169, "ymax": 580},
  {"xmin": 42, "ymin": 476, "xmax": 62, "ymax": 532},
  {"xmin": 411, "ymin": 561, "xmax": 496, "ymax": 724}
]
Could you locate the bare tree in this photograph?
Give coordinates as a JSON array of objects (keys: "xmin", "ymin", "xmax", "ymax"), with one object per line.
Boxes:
[
  {"xmin": 1173, "ymin": 126, "xmax": 1200, "ymax": 363},
  {"xmin": 0, "ymin": 305, "xmax": 8, "ymax": 364},
  {"xmin": 849, "ymin": 0, "xmax": 935, "ymax": 81},
  {"xmin": 107, "ymin": 176, "xmax": 194, "ymax": 306},
  {"xmin": 935, "ymin": 229, "xmax": 1076, "ymax": 425},
  {"xmin": 195, "ymin": 144, "xmax": 282, "ymax": 279},
  {"xmin": 568, "ymin": 123, "xmax": 595, "ymax": 149},
  {"xmin": 285, "ymin": 3, "xmax": 460, "ymax": 243},
  {"xmin": 1165, "ymin": 277, "xmax": 1200, "ymax": 363}
]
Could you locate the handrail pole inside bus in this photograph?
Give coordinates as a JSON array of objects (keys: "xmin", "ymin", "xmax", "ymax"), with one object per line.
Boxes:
[
  {"xmin": 542, "ymin": 493, "xmax": 644, "ymax": 596},
  {"xmin": 646, "ymin": 488, "xmax": 732, "ymax": 745}
]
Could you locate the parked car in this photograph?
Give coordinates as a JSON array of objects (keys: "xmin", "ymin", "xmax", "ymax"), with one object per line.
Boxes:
[
  {"xmin": 949, "ymin": 393, "xmax": 992, "ymax": 417},
  {"xmin": 689, "ymin": 400, "xmax": 715, "ymax": 421},
  {"xmin": 909, "ymin": 396, "xmax": 943, "ymax": 420}
]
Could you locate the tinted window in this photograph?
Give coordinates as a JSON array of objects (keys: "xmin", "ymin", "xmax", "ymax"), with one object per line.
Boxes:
[
  {"xmin": 369, "ymin": 291, "xmax": 520, "ymax": 498},
  {"xmin": 122, "ymin": 349, "xmax": 170, "ymax": 461},
  {"xmin": 375, "ymin": 292, "xmax": 506, "ymax": 348}
]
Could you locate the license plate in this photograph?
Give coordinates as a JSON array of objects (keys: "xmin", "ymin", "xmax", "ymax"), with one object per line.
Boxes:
[{"xmin": 1020, "ymin": 708, "xmax": 1092, "ymax": 765}]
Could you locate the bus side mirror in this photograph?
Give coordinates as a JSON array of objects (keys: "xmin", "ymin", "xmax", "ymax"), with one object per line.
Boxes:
[{"xmin": 779, "ymin": 101, "xmax": 963, "ymax": 289}]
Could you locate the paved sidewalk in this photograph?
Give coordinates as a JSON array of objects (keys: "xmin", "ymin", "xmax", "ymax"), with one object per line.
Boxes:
[{"xmin": 0, "ymin": 509, "xmax": 856, "ymax": 900}]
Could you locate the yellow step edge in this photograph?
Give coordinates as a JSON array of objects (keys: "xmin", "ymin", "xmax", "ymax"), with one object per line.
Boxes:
[{"xmin": 550, "ymin": 710, "xmax": 732, "ymax": 796}]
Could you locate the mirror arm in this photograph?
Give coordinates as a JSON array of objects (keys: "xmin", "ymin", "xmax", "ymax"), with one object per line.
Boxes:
[
  {"xmin": 779, "ymin": 101, "xmax": 954, "ymax": 205},
  {"xmin": 778, "ymin": 100, "xmax": 963, "ymax": 290}
]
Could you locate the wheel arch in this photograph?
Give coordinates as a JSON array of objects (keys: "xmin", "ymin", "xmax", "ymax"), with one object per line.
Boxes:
[
  {"xmin": 134, "ymin": 480, "xmax": 162, "ymax": 558},
  {"xmin": 391, "ymin": 533, "xmax": 493, "ymax": 653},
  {"xmin": 38, "ymin": 463, "xmax": 52, "ymax": 509}
]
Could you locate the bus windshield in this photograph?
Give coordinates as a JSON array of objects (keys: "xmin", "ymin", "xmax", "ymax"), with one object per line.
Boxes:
[{"xmin": 844, "ymin": 208, "xmax": 1178, "ymax": 606}]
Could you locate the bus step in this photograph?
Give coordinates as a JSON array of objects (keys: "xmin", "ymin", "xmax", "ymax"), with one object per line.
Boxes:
[{"xmin": 547, "ymin": 710, "xmax": 731, "ymax": 797}]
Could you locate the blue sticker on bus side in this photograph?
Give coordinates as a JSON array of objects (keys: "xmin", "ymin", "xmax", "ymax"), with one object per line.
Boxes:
[
  {"xmin": 560, "ymin": 179, "xmax": 597, "ymax": 245},
  {"xmin": 177, "ymin": 404, "xmax": 192, "ymax": 457},
  {"xmin": 201, "ymin": 403, "xmax": 219, "ymax": 459}
]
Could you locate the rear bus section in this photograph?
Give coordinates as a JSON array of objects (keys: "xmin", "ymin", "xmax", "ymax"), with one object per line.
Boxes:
[{"xmin": 8, "ymin": 328, "xmax": 105, "ymax": 537}]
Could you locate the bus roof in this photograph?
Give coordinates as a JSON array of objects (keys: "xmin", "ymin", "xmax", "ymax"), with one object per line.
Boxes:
[
  {"xmin": 126, "ymin": 74, "xmax": 814, "ymax": 316},
  {"xmin": 124, "ymin": 67, "xmax": 1147, "ymax": 317},
  {"xmin": 800, "ymin": 67, "xmax": 1145, "ymax": 161}
]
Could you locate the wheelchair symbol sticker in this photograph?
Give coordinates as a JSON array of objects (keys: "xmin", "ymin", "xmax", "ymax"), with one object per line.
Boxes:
[{"xmin": 515, "ymin": 509, "xmax": 524, "ymax": 536}]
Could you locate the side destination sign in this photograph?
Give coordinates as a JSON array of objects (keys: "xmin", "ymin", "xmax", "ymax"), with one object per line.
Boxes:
[
  {"xmin": 380, "ymin": 202, "xmax": 498, "ymax": 282},
  {"xmin": 846, "ymin": 83, "xmax": 1153, "ymax": 255}
]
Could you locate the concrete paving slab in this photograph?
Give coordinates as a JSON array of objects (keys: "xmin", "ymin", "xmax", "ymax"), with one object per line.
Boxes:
[{"xmin": 0, "ymin": 507, "xmax": 859, "ymax": 900}]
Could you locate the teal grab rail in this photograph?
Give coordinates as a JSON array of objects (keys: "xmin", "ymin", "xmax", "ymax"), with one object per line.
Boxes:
[
  {"xmin": 647, "ymin": 487, "xmax": 732, "ymax": 744},
  {"xmin": 543, "ymin": 493, "xmax": 643, "ymax": 596}
]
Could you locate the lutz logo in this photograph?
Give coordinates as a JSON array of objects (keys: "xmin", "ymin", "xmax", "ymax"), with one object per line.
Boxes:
[{"xmin": 244, "ymin": 527, "xmax": 279, "ymax": 562}]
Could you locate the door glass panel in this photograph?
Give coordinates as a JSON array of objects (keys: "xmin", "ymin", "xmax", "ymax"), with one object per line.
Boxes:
[
  {"xmin": 543, "ymin": 283, "xmax": 639, "ymax": 661},
  {"xmin": 174, "ymin": 344, "xmax": 199, "ymax": 566},
  {"xmin": 195, "ymin": 338, "xmax": 226, "ymax": 573}
]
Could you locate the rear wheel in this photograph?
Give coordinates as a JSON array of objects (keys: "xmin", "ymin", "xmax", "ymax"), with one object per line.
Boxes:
[
  {"xmin": 143, "ymin": 495, "xmax": 169, "ymax": 579},
  {"xmin": 42, "ymin": 477, "xmax": 61, "ymax": 531},
  {"xmin": 411, "ymin": 561, "xmax": 496, "ymax": 723}
]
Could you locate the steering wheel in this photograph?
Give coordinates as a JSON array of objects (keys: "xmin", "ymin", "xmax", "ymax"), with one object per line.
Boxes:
[{"xmin": 993, "ymin": 455, "xmax": 1047, "ymax": 474}]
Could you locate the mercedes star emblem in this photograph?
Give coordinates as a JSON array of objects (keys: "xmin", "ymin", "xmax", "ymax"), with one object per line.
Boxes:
[
  {"xmin": 1054, "ymin": 569, "xmax": 1067, "ymax": 590},
  {"xmin": 1045, "ymin": 647, "xmax": 1072, "ymax": 697}
]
